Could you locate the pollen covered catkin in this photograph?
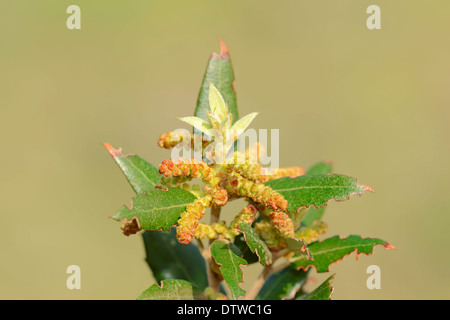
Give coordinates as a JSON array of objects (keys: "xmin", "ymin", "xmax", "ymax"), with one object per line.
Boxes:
[
  {"xmin": 228, "ymin": 204, "xmax": 258, "ymax": 235},
  {"xmin": 295, "ymin": 220, "xmax": 328, "ymax": 244},
  {"xmin": 159, "ymin": 158, "xmax": 220, "ymax": 188},
  {"xmin": 157, "ymin": 131, "xmax": 185, "ymax": 149},
  {"xmin": 269, "ymin": 211, "xmax": 295, "ymax": 238},
  {"xmin": 225, "ymin": 171, "xmax": 287, "ymax": 211},
  {"xmin": 265, "ymin": 166, "xmax": 305, "ymax": 181},
  {"xmin": 228, "ymin": 152, "xmax": 267, "ymax": 183},
  {"xmin": 176, "ymin": 195, "xmax": 212, "ymax": 245}
]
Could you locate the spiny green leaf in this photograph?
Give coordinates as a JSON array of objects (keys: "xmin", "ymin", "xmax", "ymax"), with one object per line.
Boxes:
[
  {"xmin": 210, "ymin": 240, "xmax": 248, "ymax": 300},
  {"xmin": 290, "ymin": 235, "xmax": 395, "ymax": 273},
  {"xmin": 301, "ymin": 162, "xmax": 333, "ymax": 226},
  {"xmin": 238, "ymin": 223, "xmax": 272, "ymax": 266},
  {"xmin": 256, "ymin": 266, "xmax": 308, "ymax": 300},
  {"xmin": 103, "ymin": 143, "xmax": 161, "ymax": 194},
  {"xmin": 137, "ymin": 279, "xmax": 200, "ymax": 300},
  {"xmin": 113, "ymin": 188, "xmax": 197, "ymax": 232},
  {"xmin": 265, "ymin": 174, "xmax": 374, "ymax": 212},
  {"xmin": 195, "ymin": 40, "xmax": 238, "ymax": 124},
  {"xmin": 142, "ymin": 229, "xmax": 208, "ymax": 290},
  {"xmin": 297, "ymin": 274, "xmax": 335, "ymax": 300}
]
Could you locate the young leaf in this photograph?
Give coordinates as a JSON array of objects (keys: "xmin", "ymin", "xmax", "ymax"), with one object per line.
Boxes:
[
  {"xmin": 210, "ymin": 240, "xmax": 248, "ymax": 300},
  {"xmin": 265, "ymin": 174, "xmax": 374, "ymax": 212},
  {"xmin": 256, "ymin": 266, "xmax": 308, "ymax": 300},
  {"xmin": 237, "ymin": 223, "xmax": 272, "ymax": 266},
  {"xmin": 137, "ymin": 279, "xmax": 199, "ymax": 300},
  {"xmin": 301, "ymin": 162, "xmax": 333, "ymax": 226},
  {"xmin": 290, "ymin": 235, "xmax": 395, "ymax": 273},
  {"xmin": 142, "ymin": 229, "xmax": 208, "ymax": 290},
  {"xmin": 209, "ymin": 82, "xmax": 228, "ymax": 120},
  {"xmin": 195, "ymin": 39, "xmax": 238, "ymax": 124},
  {"xmin": 103, "ymin": 143, "xmax": 161, "ymax": 194},
  {"xmin": 297, "ymin": 274, "xmax": 335, "ymax": 300},
  {"xmin": 230, "ymin": 112, "xmax": 258, "ymax": 132},
  {"xmin": 113, "ymin": 188, "xmax": 197, "ymax": 232},
  {"xmin": 178, "ymin": 116, "xmax": 213, "ymax": 135}
]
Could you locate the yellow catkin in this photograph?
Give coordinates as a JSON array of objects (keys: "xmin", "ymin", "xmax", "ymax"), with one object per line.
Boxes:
[
  {"xmin": 228, "ymin": 204, "xmax": 258, "ymax": 235},
  {"xmin": 228, "ymin": 152, "xmax": 267, "ymax": 183},
  {"xmin": 254, "ymin": 220, "xmax": 284, "ymax": 248},
  {"xmin": 157, "ymin": 131, "xmax": 188, "ymax": 149},
  {"xmin": 158, "ymin": 131, "xmax": 211, "ymax": 151},
  {"xmin": 159, "ymin": 158, "xmax": 220, "ymax": 188},
  {"xmin": 295, "ymin": 221, "xmax": 328, "ymax": 244},
  {"xmin": 265, "ymin": 166, "xmax": 305, "ymax": 181},
  {"xmin": 194, "ymin": 223, "xmax": 217, "ymax": 240},
  {"xmin": 225, "ymin": 172, "xmax": 287, "ymax": 211},
  {"xmin": 269, "ymin": 211, "xmax": 295, "ymax": 238},
  {"xmin": 176, "ymin": 196, "xmax": 212, "ymax": 245},
  {"xmin": 204, "ymin": 186, "xmax": 229, "ymax": 207},
  {"xmin": 194, "ymin": 222, "xmax": 232, "ymax": 240}
]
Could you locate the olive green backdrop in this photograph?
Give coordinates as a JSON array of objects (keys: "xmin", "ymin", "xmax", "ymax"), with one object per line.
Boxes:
[{"xmin": 1, "ymin": 1, "xmax": 449, "ymax": 299}]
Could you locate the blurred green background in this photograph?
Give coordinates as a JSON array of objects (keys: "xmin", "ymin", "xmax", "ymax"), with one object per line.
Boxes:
[{"xmin": 1, "ymin": 0, "xmax": 449, "ymax": 299}]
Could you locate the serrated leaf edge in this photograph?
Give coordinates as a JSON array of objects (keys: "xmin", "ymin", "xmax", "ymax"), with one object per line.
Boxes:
[
  {"xmin": 292, "ymin": 236, "xmax": 395, "ymax": 273},
  {"xmin": 102, "ymin": 142, "xmax": 136, "ymax": 159},
  {"xmin": 269, "ymin": 175, "xmax": 375, "ymax": 213},
  {"xmin": 211, "ymin": 240, "xmax": 247, "ymax": 300},
  {"xmin": 237, "ymin": 224, "xmax": 272, "ymax": 266}
]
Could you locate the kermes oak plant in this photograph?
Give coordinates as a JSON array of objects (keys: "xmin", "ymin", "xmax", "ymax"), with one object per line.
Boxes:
[{"xmin": 103, "ymin": 41, "xmax": 394, "ymax": 300}]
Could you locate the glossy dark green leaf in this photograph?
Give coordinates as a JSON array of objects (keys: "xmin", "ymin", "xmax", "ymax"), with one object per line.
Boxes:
[
  {"xmin": 256, "ymin": 266, "xmax": 308, "ymax": 300},
  {"xmin": 238, "ymin": 223, "xmax": 272, "ymax": 266},
  {"xmin": 142, "ymin": 229, "xmax": 208, "ymax": 290},
  {"xmin": 103, "ymin": 143, "xmax": 161, "ymax": 194},
  {"xmin": 211, "ymin": 240, "xmax": 248, "ymax": 300},
  {"xmin": 113, "ymin": 188, "xmax": 197, "ymax": 232},
  {"xmin": 290, "ymin": 235, "xmax": 395, "ymax": 273},
  {"xmin": 297, "ymin": 274, "xmax": 335, "ymax": 300},
  {"xmin": 137, "ymin": 279, "xmax": 200, "ymax": 300},
  {"xmin": 301, "ymin": 162, "xmax": 333, "ymax": 226},
  {"xmin": 195, "ymin": 40, "xmax": 238, "ymax": 124},
  {"xmin": 265, "ymin": 174, "xmax": 373, "ymax": 212}
]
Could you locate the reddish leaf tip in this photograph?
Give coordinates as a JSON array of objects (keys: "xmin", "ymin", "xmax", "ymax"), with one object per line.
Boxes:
[
  {"xmin": 102, "ymin": 142, "xmax": 122, "ymax": 158},
  {"xmin": 218, "ymin": 38, "xmax": 230, "ymax": 57},
  {"xmin": 363, "ymin": 185, "xmax": 375, "ymax": 193},
  {"xmin": 384, "ymin": 242, "xmax": 396, "ymax": 250}
]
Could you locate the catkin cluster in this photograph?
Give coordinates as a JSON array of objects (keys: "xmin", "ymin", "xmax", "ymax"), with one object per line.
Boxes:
[
  {"xmin": 156, "ymin": 136, "xmax": 321, "ymax": 250},
  {"xmin": 159, "ymin": 158, "xmax": 220, "ymax": 188}
]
